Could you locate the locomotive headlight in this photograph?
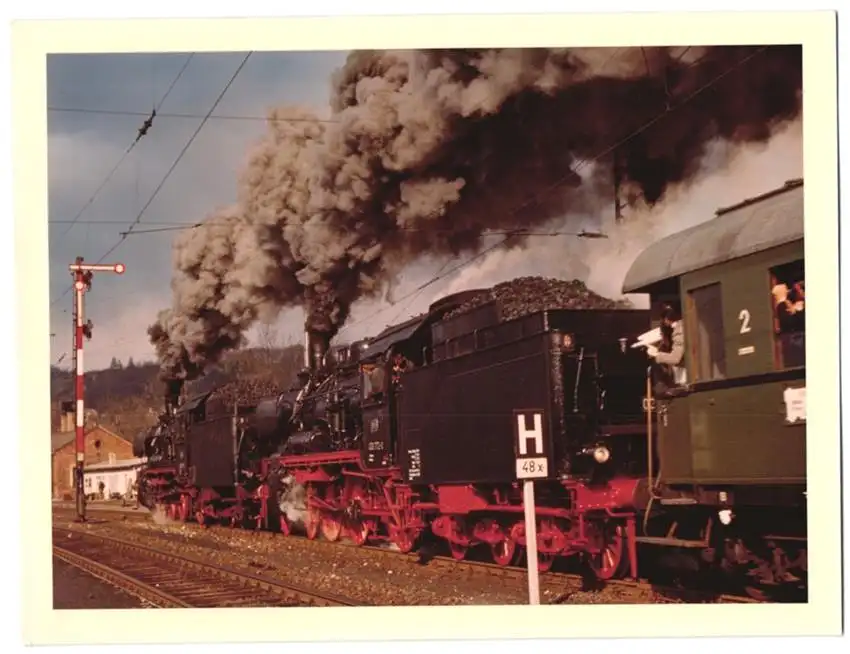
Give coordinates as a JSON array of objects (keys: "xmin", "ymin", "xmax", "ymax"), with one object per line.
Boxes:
[
  {"xmin": 592, "ymin": 445, "xmax": 611, "ymax": 464},
  {"xmin": 562, "ymin": 333, "xmax": 575, "ymax": 351}
]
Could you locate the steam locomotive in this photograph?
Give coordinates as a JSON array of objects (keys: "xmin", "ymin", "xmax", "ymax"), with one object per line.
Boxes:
[{"xmin": 135, "ymin": 179, "xmax": 807, "ymax": 597}]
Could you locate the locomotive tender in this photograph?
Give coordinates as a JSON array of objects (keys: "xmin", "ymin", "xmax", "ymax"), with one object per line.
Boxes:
[{"xmin": 135, "ymin": 178, "xmax": 807, "ymax": 593}]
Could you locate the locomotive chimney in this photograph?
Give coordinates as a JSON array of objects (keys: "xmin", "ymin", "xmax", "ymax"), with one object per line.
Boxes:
[
  {"xmin": 60, "ymin": 400, "xmax": 75, "ymax": 433},
  {"xmin": 303, "ymin": 328, "xmax": 331, "ymax": 373},
  {"xmin": 163, "ymin": 378, "xmax": 183, "ymax": 415}
]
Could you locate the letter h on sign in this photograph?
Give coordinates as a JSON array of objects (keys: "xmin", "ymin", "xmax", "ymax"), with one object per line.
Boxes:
[
  {"xmin": 514, "ymin": 410, "xmax": 548, "ymax": 480},
  {"xmin": 516, "ymin": 413, "xmax": 544, "ymax": 456}
]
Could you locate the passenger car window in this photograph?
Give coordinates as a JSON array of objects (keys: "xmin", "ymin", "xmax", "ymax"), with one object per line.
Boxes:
[
  {"xmin": 686, "ymin": 282, "xmax": 726, "ymax": 382},
  {"xmin": 769, "ymin": 259, "xmax": 805, "ymax": 369}
]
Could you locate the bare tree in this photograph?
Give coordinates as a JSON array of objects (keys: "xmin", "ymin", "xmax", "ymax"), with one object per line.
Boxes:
[{"xmin": 256, "ymin": 322, "xmax": 280, "ymax": 367}]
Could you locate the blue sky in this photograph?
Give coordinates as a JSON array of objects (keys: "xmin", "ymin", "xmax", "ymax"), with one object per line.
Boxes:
[
  {"xmin": 46, "ymin": 50, "xmax": 803, "ymax": 372},
  {"xmin": 47, "ymin": 50, "xmax": 349, "ymax": 369}
]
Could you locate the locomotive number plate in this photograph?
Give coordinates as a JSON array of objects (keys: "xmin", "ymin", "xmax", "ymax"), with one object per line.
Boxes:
[{"xmin": 516, "ymin": 457, "xmax": 547, "ymax": 479}]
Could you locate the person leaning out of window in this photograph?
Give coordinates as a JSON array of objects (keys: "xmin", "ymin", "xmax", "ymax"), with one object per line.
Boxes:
[{"xmin": 645, "ymin": 304, "xmax": 687, "ymax": 396}]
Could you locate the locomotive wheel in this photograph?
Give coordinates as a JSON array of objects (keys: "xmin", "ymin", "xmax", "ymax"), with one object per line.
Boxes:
[
  {"xmin": 279, "ymin": 514, "xmax": 291, "ymax": 536},
  {"xmin": 321, "ymin": 515, "xmax": 342, "ymax": 542},
  {"xmin": 516, "ymin": 548, "xmax": 556, "ymax": 572},
  {"xmin": 448, "ymin": 542, "xmax": 468, "ymax": 561},
  {"xmin": 321, "ymin": 485, "xmax": 342, "ymax": 542},
  {"xmin": 305, "ymin": 508, "xmax": 321, "ymax": 540},
  {"xmin": 391, "ymin": 528, "xmax": 417, "ymax": 554},
  {"xmin": 491, "ymin": 538, "xmax": 517, "ymax": 566},
  {"xmin": 179, "ymin": 496, "xmax": 191, "ymax": 522},
  {"xmin": 347, "ymin": 520, "xmax": 370, "ymax": 546},
  {"xmin": 537, "ymin": 553, "xmax": 556, "ymax": 573},
  {"xmin": 587, "ymin": 520, "xmax": 629, "ymax": 580}
]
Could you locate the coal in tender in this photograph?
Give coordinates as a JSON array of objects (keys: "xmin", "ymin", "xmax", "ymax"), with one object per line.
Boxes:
[
  {"xmin": 208, "ymin": 377, "xmax": 282, "ymax": 411},
  {"xmin": 441, "ymin": 276, "xmax": 632, "ymax": 322}
]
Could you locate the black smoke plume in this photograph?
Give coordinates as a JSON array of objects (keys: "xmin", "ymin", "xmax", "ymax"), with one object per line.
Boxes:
[{"xmin": 149, "ymin": 45, "xmax": 802, "ymax": 381}]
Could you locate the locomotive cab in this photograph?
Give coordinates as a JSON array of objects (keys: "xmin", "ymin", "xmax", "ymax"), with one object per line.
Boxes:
[
  {"xmin": 359, "ymin": 358, "xmax": 394, "ymax": 468},
  {"xmin": 357, "ymin": 313, "xmax": 434, "ymax": 470}
]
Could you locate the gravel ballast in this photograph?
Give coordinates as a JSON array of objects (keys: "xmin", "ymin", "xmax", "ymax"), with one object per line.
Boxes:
[{"xmin": 52, "ymin": 511, "xmax": 670, "ymax": 606}]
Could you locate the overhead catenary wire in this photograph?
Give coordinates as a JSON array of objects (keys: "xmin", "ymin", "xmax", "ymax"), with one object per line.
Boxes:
[
  {"xmin": 97, "ymin": 52, "xmax": 254, "ymax": 259},
  {"xmin": 48, "ymin": 106, "xmax": 339, "ymax": 124},
  {"xmin": 46, "ymin": 45, "xmax": 662, "ymax": 244},
  {"xmin": 126, "ymin": 225, "xmax": 605, "ymax": 238},
  {"xmin": 49, "ymin": 45, "xmax": 631, "ymax": 268},
  {"xmin": 51, "ymin": 46, "xmax": 709, "ymax": 247},
  {"xmin": 49, "ymin": 52, "xmax": 253, "ymax": 308},
  {"xmin": 55, "ymin": 53, "xmax": 194, "ymax": 240},
  {"xmin": 363, "ymin": 238, "xmax": 516, "ymax": 334},
  {"xmin": 46, "ymin": 219, "xmax": 608, "ymax": 239},
  {"xmin": 51, "ymin": 45, "xmax": 768, "ymax": 341},
  {"xmin": 335, "ymin": 231, "xmax": 548, "ymax": 339},
  {"xmin": 502, "ymin": 46, "xmax": 770, "ymax": 233},
  {"xmin": 381, "ymin": 255, "xmax": 474, "ymax": 331},
  {"xmin": 335, "ymin": 45, "xmax": 770, "ymax": 338}
]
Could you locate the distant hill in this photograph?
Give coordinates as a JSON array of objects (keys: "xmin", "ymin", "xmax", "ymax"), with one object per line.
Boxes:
[{"xmin": 49, "ymin": 344, "xmax": 305, "ymax": 438}]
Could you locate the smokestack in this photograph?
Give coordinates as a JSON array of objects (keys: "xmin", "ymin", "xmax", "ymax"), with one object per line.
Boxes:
[
  {"xmin": 304, "ymin": 329, "xmax": 331, "ymax": 373},
  {"xmin": 60, "ymin": 400, "xmax": 74, "ymax": 433},
  {"xmin": 164, "ymin": 378, "xmax": 184, "ymax": 416}
]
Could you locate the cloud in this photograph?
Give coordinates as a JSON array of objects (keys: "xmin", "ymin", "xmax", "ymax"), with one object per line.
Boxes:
[
  {"xmin": 51, "ymin": 293, "xmax": 167, "ymax": 371},
  {"xmin": 48, "ymin": 51, "xmax": 348, "ymax": 370},
  {"xmin": 434, "ymin": 118, "xmax": 803, "ymax": 307},
  {"xmin": 315, "ymin": 117, "xmax": 802, "ymax": 347},
  {"xmin": 48, "ymin": 50, "xmax": 803, "ymax": 374}
]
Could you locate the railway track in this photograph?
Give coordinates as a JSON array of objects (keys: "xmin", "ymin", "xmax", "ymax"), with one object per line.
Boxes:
[
  {"xmin": 53, "ymin": 502, "xmax": 150, "ymax": 517},
  {"xmin": 247, "ymin": 529, "xmax": 759, "ymax": 605},
  {"xmin": 52, "ymin": 527, "xmax": 360, "ymax": 608},
  {"xmin": 398, "ymin": 551, "xmax": 757, "ymax": 604},
  {"xmin": 53, "ymin": 506, "xmax": 760, "ymax": 604}
]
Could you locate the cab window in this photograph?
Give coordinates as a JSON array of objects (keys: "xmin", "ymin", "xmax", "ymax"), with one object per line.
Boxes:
[
  {"xmin": 360, "ymin": 364, "xmax": 387, "ymax": 400},
  {"xmin": 361, "ymin": 365, "xmax": 374, "ymax": 399},
  {"xmin": 769, "ymin": 260, "xmax": 805, "ymax": 369}
]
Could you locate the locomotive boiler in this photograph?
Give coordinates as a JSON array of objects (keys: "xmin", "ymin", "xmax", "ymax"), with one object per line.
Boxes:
[{"xmin": 250, "ymin": 330, "xmax": 368, "ymax": 457}]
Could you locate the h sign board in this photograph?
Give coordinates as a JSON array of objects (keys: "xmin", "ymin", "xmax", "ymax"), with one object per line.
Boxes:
[
  {"xmin": 513, "ymin": 409, "xmax": 548, "ymax": 606},
  {"xmin": 514, "ymin": 410, "xmax": 548, "ymax": 480}
]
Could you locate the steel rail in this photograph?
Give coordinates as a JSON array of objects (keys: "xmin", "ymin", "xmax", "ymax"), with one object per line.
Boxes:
[
  {"xmin": 53, "ymin": 510, "xmax": 761, "ymax": 604},
  {"xmin": 53, "ymin": 544, "xmax": 190, "ymax": 608},
  {"xmin": 53, "ymin": 527, "xmax": 359, "ymax": 608},
  {"xmin": 203, "ymin": 524, "xmax": 761, "ymax": 604}
]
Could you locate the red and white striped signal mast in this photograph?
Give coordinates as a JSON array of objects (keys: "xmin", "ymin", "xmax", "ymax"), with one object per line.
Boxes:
[{"xmin": 68, "ymin": 256, "xmax": 125, "ymax": 522}]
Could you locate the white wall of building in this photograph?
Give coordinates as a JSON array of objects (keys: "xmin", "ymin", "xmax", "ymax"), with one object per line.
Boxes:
[
  {"xmin": 82, "ymin": 457, "xmax": 145, "ymax": 498},
  {"xmin": 84, "ymin": 469, "xmax": 137, "ymax": 497}
]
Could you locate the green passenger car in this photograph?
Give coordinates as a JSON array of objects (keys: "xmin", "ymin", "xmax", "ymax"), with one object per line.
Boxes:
[{"xmin": 621, "ymin": 178, "xmax": 806, "ymax": 592}]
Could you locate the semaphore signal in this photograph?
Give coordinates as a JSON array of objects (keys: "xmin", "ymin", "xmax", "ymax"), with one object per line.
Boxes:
[{"xmin": 67, "ymin": 256, "xmax": 125, "ymax": 522}]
